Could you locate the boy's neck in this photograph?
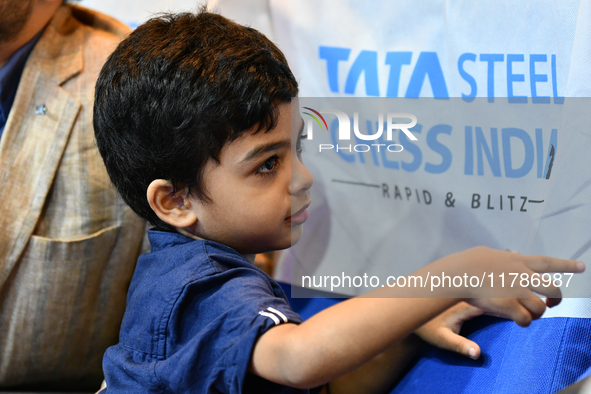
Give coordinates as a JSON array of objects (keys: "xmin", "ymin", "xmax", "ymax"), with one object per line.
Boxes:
[{"xmin": 176, "ymin": 227, "xmax": 256, "ymax": 264}]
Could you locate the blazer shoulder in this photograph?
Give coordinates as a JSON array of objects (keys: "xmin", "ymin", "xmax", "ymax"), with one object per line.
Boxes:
[
  {"xmin": 69, "ymin": 4, "xmax": 132, "ymax": 41},
  {"xmin": 65, "ymin": 5, "xmax": 132, "ymax": 78}
]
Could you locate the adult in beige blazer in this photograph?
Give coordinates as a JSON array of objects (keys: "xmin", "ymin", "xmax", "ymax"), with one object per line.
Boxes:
[{"xmin": 0, "ymin": 0, "xmax": 145, "ymax": 390}]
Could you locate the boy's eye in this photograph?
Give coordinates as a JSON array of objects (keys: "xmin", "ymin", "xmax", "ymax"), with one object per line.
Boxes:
[{"xmin": 257, "ymin": 156, "xmax": 279, "ymax": 174}]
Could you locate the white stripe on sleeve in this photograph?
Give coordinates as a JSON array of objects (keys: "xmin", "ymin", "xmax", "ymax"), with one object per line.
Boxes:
[
  {"xmin": 267, "ymin": 307, "xmax": 288, "ymax": 323},
  {"xmin": 258, "ymin": 311, "xmax": 280, "ymax": 325}
]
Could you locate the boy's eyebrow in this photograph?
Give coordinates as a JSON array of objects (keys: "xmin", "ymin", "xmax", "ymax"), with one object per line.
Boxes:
[{"xmin": 240, "ymin": 140, "xmax": 291, "ymax": 164}]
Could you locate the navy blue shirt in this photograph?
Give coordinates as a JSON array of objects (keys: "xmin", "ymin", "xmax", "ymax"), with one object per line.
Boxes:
[
  {"xmin": 103, "ymin": 230, "xmax": 308, "ymax": 393},
  {"xmin": 0, "ymin": 30, "xmax": 42, "ymax": 137}
]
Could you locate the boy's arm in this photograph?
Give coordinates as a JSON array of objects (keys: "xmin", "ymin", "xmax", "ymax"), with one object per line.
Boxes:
[
  {"xmin": 250, "ymin": 296, "xmax": 458, "ymax": 389},
  {"xmin": 249, "ymin": 247, "xmax": 583, "ymax": 389},
  {"xmin": 326, "ymin": 334, "xmax": 422, "ymax": 394}
]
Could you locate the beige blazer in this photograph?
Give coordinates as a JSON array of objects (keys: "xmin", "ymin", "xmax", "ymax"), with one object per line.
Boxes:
[{"xmin": 0, "ymin": 6, "xmax": 145, "ymax": 390}]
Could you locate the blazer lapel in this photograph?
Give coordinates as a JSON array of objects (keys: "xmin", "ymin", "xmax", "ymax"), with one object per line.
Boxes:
[{"xmin": 0, "ymin": 6, "xmax": 83, "ymax": 288}]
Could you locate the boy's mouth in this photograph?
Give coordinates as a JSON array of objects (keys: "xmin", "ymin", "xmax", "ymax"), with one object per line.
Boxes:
[{"xmin": 287, "ymin": 203, "xmax": 310, "ymax": 225}]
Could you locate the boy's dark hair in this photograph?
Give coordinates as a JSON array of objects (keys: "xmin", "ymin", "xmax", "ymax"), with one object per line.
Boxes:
[{"xmin": 94, "ymin": 10, "xmax": 298, "ymax": 231}]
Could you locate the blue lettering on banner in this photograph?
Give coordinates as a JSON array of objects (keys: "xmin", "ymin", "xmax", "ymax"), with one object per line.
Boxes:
[
  {"xmin": 424, "ymin": 124, "xmax": 453, "ymax": 174},
  {"xmin": 458, "ymin": 53, "xmax": 477, "ymax": 102},
  {"xmin": 377, "ymin": 132, "xmax": 400, "ymax": 170},
  {"xmin": 502, "ymin": 128, "xmax": 534, "ymax": 178},
  {"xmin": 318, "ymin": 46, "xmax": 563, "ymax": 103},
  {"xmin": 398, "ymin": 123, "xmax": 422, "ymax": 172},
  {"xmin": 405, "ymin": 52, "xmax": 449, "ymax": 99},
  {"xmin": 344, "ymin": 50, "xmax": 380, "ymax": 96},
  {"xmin": 319, "ymin": 46, "xmax": 351, "ymax": 93},
  {"xmin": 530, "ymin": 54, "xmax": 550, "ymax": 104},
  {"xmin": 475, "ymin": 127, "xmax": 501, "ymax": 177},
  {"xmin": 507, "ymin": 54, "xmax": 527, "ymax": 104},
  {"xmin": 323, "ymin": 116, "xmax": 557, "ymax": 180},
  {"xmin": 463, "ymin": 126, "xmax": 557, "ymax": 179},
  {"xmin": 385, "ymin": 52, "xmax": 412, "ymax": 97},
  {"xmin": 479, "ymin": 54, "xmax": 504, "ymax": 101}
]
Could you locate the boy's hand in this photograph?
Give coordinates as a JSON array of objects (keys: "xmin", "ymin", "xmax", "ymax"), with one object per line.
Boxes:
[
  {"xmin": 415, "ymin": 301, "xmax": 484, "ymax": 360},
  {"xmin": 432, "ymin": 247, "xmax": 585, "ymax": 327},
  {"xmin": 415, "ymin": 249, "xmax": 584, "ymax": 361}
]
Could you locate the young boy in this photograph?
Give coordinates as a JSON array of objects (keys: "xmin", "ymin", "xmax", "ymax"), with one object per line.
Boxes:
[{"xmin": 93, "ymin": 10, "xmax": 584, "ymax": 394}]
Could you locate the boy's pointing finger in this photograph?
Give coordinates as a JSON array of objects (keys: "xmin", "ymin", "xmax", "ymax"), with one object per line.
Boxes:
[{"xmin": 524, "ymin": 256, "xmax": 585, "ymax": 273}]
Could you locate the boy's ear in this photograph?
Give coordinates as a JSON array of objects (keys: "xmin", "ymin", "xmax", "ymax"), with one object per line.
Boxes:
[{"xmin": 147, "ymin": 180, "xmax": 198, "ymax": 228}]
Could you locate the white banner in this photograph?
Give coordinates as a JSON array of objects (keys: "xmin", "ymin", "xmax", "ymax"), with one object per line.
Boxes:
[
  {"xmin": 210, "ymin": 0, "xmax": 591, "ymax": 317},
  {"xmin": 86, "ymin": 0, "xmax": 591, "ymax": 316}
]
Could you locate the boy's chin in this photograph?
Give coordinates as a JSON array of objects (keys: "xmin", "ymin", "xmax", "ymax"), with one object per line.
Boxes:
[
  {"xmin": 289, "ymin": 224, "xmax": 304, "ymax": 246},
  {"xmin": 248, "ymin": 225, "xmax": 304, "ymax": 253}
]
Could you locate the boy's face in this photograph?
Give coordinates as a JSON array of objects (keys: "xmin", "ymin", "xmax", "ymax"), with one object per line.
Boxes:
[{"xmin": 186, "ymin": 99, "xmax": 312, "ymax": 257}]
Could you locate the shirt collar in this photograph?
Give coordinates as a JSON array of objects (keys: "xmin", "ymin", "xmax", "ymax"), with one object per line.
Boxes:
[
  {"xmin": 146, "ymin": 229, "xmax": 247, "ymax": 262},
  {"xmin": 147, "ymin": 229, "xmax": 196, "ymax": 253}
]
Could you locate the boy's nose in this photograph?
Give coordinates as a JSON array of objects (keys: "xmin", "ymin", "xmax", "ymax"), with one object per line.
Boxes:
[{"xmin": 289, "ymin": 158, "xmax": 313, "ymax": 196}]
